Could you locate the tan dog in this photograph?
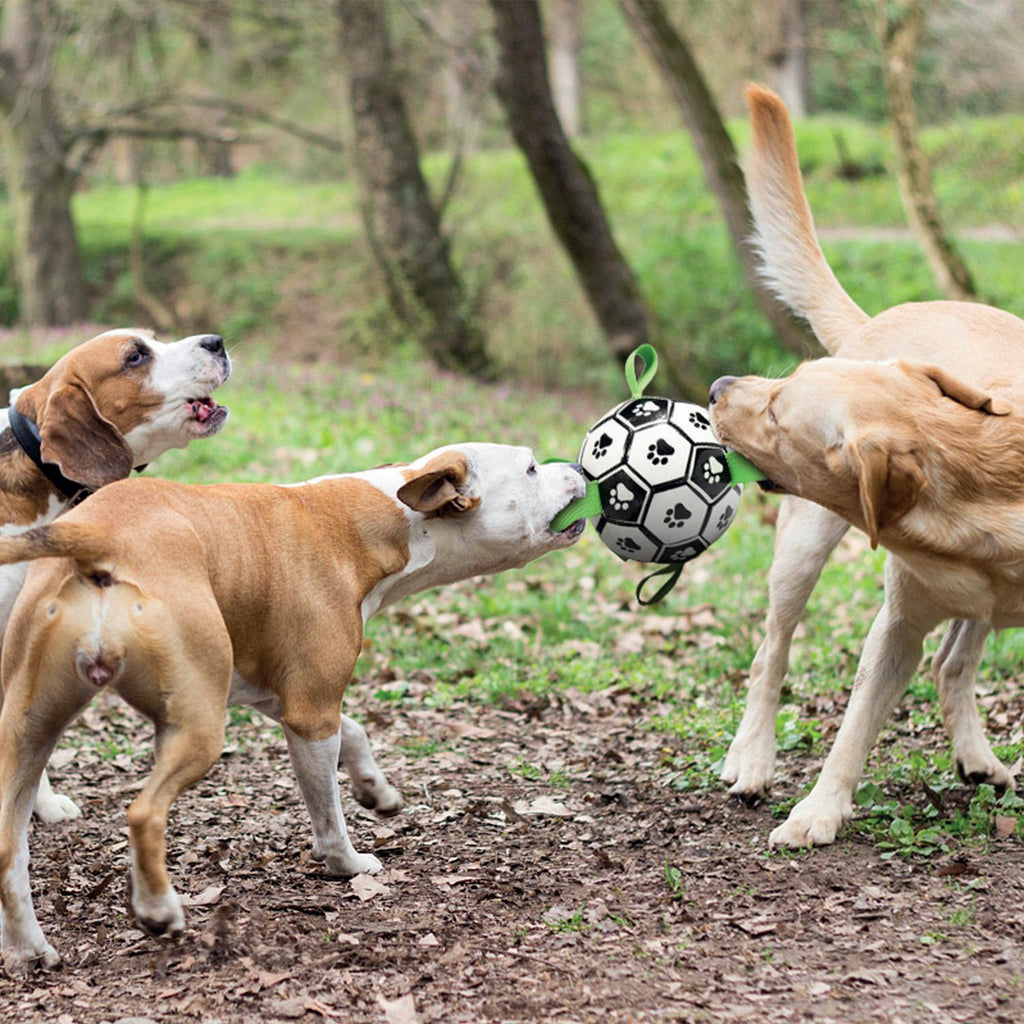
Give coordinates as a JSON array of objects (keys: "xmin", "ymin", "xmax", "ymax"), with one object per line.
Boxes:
[
  {"xmin": 1, "ymin": 328, "xmax": 230, "ymax": 823},
  {"xmin": 721, "ymin": 84, "xmax": 1024, "ymax": 816},
  {"xmin": 0, "ymin": 445, "xmax": 585, "ymax": 973},
  {"xmin": 711, "ymin": 357, "xmax": 1021, "ymax": 847}
]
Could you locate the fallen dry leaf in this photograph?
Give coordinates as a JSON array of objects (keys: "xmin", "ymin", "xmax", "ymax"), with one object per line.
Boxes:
[
  {"xmin": 350, "ymin": 873, "xmax": 390, "ymax": 902},
  {"xmin": 376, "ymin": 992, "xmax": 421, "ymax": 1024},
  {"xmin": 180, "ymin": 884, "xmax": 224, "ymax": 907},
  {"xmin": 995, "ymin": 815, "xmax": 1018, "ymax": 840}
]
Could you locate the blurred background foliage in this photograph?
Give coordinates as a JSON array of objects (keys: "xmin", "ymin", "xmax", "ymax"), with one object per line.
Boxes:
[{"xmin": 2, "ymin": 0, "xmax": 1024, "ymax": 395}]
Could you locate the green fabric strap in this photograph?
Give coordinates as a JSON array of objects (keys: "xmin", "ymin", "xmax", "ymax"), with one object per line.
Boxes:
[
  {"xmin": 624, "ymin": 343, "xmax": 658, "ymax": 399},
  {"xmin": 549, "ymin": 477, "xmax": 603, "ymax": 533},
  {"xmin": 724, "ymin": 450, "xmax": 767, "ymax": 484}
]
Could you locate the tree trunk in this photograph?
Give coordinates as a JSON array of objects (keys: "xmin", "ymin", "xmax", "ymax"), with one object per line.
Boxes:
[
  {"xmin": 489, "ymin": 0, "xmax": 653, "ymax": 362},
  {"xmin": 617, "ymin": 0, "xmax": 813, "ymax": 357},
  {"xmin": 336, "ymin": 0, "xmax": 490, "ymax": 376},
  {"xmin": 769, "ymin": 0, "xmax": 811, "ymax": 118},
  {"xmin": 550, "ymin": 0, "xmax": 583, "ymax": 138},
  {"xmin": 0, "ymin": 0, "xmax": 86, "ymax": 326},
  {"xmin": 876, "ymin": 0, "xmax": 977, "ymax": 302}
]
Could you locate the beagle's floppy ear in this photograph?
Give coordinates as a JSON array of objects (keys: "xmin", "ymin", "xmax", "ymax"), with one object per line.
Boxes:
[
  {"xmin": 902, "ymin": 362, "xmax": 1011, "ymax": 416},
  {"xmin": 845, "ymin": 435, "xmax": 925, "ymax": 549},
  {"xmin": 397, "ymin": 451, "xmax": 480, "ymax": 517},
  {"xmin": 34, "ymin": 382, "xmax": 134, "ymax": 488}
]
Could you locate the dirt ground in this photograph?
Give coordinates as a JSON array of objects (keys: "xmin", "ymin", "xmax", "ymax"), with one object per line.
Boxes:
[{"xmin": 0, "ymin": 675, "xmax": 1021, "ymax": 1024}]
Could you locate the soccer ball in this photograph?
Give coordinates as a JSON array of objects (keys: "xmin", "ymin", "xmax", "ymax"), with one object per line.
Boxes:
[{"xmin": 577, "ymin": 396, "xmax": 741, "ymax": 564}]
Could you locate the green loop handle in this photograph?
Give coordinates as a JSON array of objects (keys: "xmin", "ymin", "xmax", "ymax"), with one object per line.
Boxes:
[
  {"xmin": 624, "ymin": 344, "xmax": 659, "ymax": 399},
  {"xmin": 635, "ymin": 563, "xmax": 685, "ymax": 605}
]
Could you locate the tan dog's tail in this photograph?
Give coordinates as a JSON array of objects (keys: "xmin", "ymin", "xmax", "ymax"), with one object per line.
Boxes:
[
  {"xmin": 745, "ymin": 83, "xmax": 869, "ymax": 353},
  {"xmin": 0, "ymin": 521, "xmax": 110, "ymax": 570}
]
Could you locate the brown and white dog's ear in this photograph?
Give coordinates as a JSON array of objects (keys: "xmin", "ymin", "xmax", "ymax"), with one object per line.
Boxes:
[
  {"xmin": 902, "ymin": 362, "xmax": 1011, "ymax": 416},
  {"xmin": 397, "ymin": 451, "xmax": 480, "ymax": 517},
  {"xmin": 33, "ymin": 382, "xmax": 134, "ymax": 488},
  {"xmin": 845, "ymin": 436, "xmax": 925, "ymax": 550}
]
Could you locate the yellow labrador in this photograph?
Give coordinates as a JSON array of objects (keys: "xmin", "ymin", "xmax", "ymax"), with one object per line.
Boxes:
[
  {"xmin": 721, "ymin": 84, "xmax": 1024, "ymax": 824},
  {"xmin": 710, "ymin": 357, "xmax": 1020, "ymax": 847}
]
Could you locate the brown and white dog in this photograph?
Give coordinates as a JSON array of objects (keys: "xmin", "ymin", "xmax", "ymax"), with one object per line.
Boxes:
[
  {"xmin": 1, "ymin": 328, "xmax": 231, "ymax": 823},
  {"xmin": 717, "ymin": 84, "xmax": 1024, "ymax": 829},
  {"xmin": 0, "ymin": 444, "xmax": 585, "ymax": 973},
  {"xmin": 710, "ymin": 357, "xmax": 1021, "ymax": 848}
]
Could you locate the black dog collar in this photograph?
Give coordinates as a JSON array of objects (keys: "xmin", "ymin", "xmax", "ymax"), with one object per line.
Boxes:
[{"xmin": 8, "ymin": 404, "xmax": 93, "ymax": 506}]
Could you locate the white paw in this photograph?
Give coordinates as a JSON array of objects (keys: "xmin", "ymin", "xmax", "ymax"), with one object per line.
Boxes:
[
  {"xmin": 721, "ymin": 732, "xmax": 777, "ymax": 801},
  {"xmin": 132, "ymin": 885, "xmax": 185, "ymax": 936},
  {"xmin": 33, "ymin": 792, "xmax": 82, "ymax": 825},
  {"xmin": 323, "ymin": 850, "xmax": 383, "ymax": 878},
  {"xmin": 352, "ymin": 776, "xmax": 404, "ymax": 818},
  {"xmin": 769, "ymin": 795, "xmax": 851, "ymax": 849},
  {"xmin": 956, "ymin": 752, "xmax": 1015, "ymax": 791},
  {"xmin": 2, "ymin": 940, "xmax": 61, "ymax": 978}
]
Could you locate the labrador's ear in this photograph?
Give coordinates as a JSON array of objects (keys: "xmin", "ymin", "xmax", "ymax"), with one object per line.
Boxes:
[
  {"xmin": 397, "ymin": 451, "xmax": 480, "ymax": 517},
  {"xmin": 32, "ymin": 382, "xmax": 134, "ymax": 488},
  {"xmin": 845, "ymin": 435, "xmax": 925, "ymax": 549},
  {"xmin": 902, "ymin": 362, "xmax": 1011, "ymax": 416}
]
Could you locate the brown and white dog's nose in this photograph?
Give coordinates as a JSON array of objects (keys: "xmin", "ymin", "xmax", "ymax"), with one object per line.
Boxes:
[
  {"xmin": 199, "ymin": 335, "xmax": 225, "ymax": 356},
  {"xmin": 709, "ymin": 375, "xmax": 738, "ymax": 406}
]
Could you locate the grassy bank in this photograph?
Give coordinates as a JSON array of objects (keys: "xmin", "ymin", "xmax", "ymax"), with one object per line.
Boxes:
[{"xmin": 4, "ymin": 112, "xmax": 1024, "ymax": 392}]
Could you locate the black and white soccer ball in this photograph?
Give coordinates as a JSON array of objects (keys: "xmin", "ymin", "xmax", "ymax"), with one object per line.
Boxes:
[{"xmin": 578, "ymin": 396, "xmax": 741, "ymax": 564}]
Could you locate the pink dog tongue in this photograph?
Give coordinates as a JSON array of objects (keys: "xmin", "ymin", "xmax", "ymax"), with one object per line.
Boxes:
[{"xmin": 190, "ymin": 398, "xmax": 215, "ymax": 422}]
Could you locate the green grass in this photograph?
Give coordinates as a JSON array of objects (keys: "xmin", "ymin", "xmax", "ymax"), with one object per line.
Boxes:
[{"xmin": 6, "ymin": 112, "xmax": 1024, "ymax": 388}]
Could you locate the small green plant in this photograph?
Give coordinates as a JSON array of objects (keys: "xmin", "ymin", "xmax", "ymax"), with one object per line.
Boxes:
[
  {"xmin": 398, "ymin": 737, "xmax": 443, "ymax": 758},
  {"xmin": 508, "ymin": 758, "xmax": 544, "ymax": 780},
  {"xmin": 664, "ymin": 862, "xmax": 685, "ymax": 900},
  {"xmin": 775, "ymin": 705, "xmax": 821, "ymax": 752},
  {"xmin": 544, "ymin": 907, "xmax": 587, "ymax": 933}
]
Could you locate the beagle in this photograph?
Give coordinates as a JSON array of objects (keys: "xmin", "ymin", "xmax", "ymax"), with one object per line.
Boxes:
[
  {"xmin": 0, "ymin": 444, "xmax": 585, "ymax": 973},
  {"xmin": 1, "ymin": 328, "xmax": 230, "ymax": 823}
]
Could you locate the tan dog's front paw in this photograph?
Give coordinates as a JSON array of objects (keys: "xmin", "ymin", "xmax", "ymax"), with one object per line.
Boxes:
[
  {"xmin": 321, "ymin": 850, "xmax": 383, "ymax": 877},
  {"xmin": 352, "ymin": 776, "xmax": 404, "ymax": 818},
  {"xmin": 2, "ymin": 940, "xmax": 61, "ymax": 979}
]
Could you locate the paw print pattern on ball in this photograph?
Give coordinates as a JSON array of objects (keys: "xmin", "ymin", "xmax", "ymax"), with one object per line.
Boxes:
[
  {"xmin": 615, "ymin": 536, "xmax": 643, "ymax": 555},
  {"xmin": 608, "ymin": 481, "xmax": 637, "ymax": 512},
  {"xmin": 663, "ymin": 502, "xmax": 692, "ymax": 529},
  {"xmin": 634, "ymin": 400, "xmax": 662, "ymax": 419},
  {"xmin": 702, "ymin": 453, "xmax": 725, "ymax": 485},
  {"xmin": 688, "ymin": 410, "xmax": 711, "ymax": 430},
  {"xmin": 591, "ymin": 432, "xmax": 613, "ymax": 460},
  {"xmin": 716, "ymin": 507, "xmax": 735, "ymax": 531},
  {"xmin": 646, "ymin": 438, "xmax": 675, "ymax": 466}
]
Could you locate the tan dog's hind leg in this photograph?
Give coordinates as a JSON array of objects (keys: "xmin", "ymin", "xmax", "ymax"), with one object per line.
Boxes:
[
  {"xmin": 119, "ymin": 594, "xmax": 232, "ymax": 936},
  {"xmin": 340, "ymin": 714, "xmax": 403, "ymax": 817},
  {"xmin": 0, "ymin": 676, "xmax": 94, "ymax": 976},
  {"xmin": 723, "ymin": 498, "xmax": 849, "ymax": 799},
  {"xmin": 126, "ymin": 717, "xmax": 225, "ymax": 935},
  {"xmin": 932, "ymin": 620, "xmax": 1014, "ymax": 791},
  {"xmin": 769, "ymin": 559, "xmax": 943, "ymax": 848}
]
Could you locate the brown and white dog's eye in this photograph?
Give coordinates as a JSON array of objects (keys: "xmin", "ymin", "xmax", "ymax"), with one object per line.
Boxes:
[
  {"xmin": 124, "ymin": 345, "xmax": 151, "ymax": 370},
  {"xmin": 526, "ymin": 460, "xmax": 539, "ymax": 476}
]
